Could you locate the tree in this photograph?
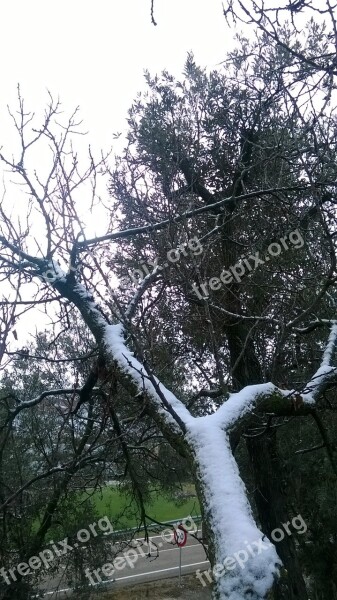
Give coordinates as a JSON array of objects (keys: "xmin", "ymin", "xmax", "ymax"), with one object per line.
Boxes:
[
  {"xmin": 107, "ymin": 40, "xmax": 337, "ymax": 599},
  {"xmin": 223, "ymin": 0, "xmax": 337, "ymax": 81},
  {"xmin": 0, "ymin": 322, "xmax": 122, "ymax": 599},
  {"xmin": 1, "ymin": 27, "xmax": 337, "ymax": 600}
]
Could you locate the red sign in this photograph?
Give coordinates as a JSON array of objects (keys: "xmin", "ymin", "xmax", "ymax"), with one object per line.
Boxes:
[{"xmin": 174, "ymin": 524, "xmax": 187, "ymax": 547}]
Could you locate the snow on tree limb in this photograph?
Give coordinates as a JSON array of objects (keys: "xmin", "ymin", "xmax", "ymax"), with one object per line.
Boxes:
[
  {"xmin": 104, "ymin": 323, "xmax": 193, "ymax": 430},
  {"xmin": 8, "ymin": 252, "xmax": 336, "ymax": 600},
  {"xmin": 302, "ymin": 322, "xmax": 337, "ymax": 403},
  {"xmin": 321, "ymin": 322, "xmax": 337, "ymax": 366},
  {"xmin": 213, "ymin": 383, "xmax": 277, "ymax": 430},
  {"xmin": 104, "ymin": 322, "xmax": 282, "ymax": 598},
  {"xmin": 187, "ymin": 421, "xmax": 281, "ymax": 599}
]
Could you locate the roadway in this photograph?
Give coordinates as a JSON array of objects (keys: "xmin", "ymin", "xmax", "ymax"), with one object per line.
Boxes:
[{"xmin": 40, "ymin": 530, "xmax": 210, "ymax": 597}]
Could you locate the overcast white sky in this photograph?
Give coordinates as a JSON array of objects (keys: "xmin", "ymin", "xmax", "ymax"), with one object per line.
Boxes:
[
  {"xmin": 1, "ymin": 0, "xmax": 232, "ymax": 151},
  {"xmin": 0, "ymin": 1, "xmax": 236, "ymax": 342}
]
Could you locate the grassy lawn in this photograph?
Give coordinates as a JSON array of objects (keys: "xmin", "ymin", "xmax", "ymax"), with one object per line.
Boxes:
[{"xmin": 87, "ymin": 484, "xmax": 200, "ymax": 529}]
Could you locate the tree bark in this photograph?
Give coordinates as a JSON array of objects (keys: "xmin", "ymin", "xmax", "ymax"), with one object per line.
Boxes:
[
  {"xmin": 247, "ymin": 432, "xmax": 308, "ymax": 600},
  {"xmin": 219, "ymin": 201, "xmax": 308, "ymax": 598}
]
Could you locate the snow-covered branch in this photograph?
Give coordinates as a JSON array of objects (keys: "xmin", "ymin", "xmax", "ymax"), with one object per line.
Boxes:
[
  {"xmin": 213, "ymin": 383, "xmax": 277, "ymax": 430},
  {"xmin": 104, "ymin": 323, "xmax": 192, "ymax": 432},
  {"xmin": 187, "ymin": 419, "xmax": 281, "ymax": 598},
  {"xmin": 301, "ymin": 322, "xmax": 337, "ymax": 403}
]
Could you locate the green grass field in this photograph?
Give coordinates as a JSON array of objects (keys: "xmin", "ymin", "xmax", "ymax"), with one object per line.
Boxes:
[{"xmin": 87, "ymin": 484, "xmax": 200, "ymax": 529}]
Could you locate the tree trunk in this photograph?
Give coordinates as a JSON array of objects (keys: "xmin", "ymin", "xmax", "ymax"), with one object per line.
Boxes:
[
  {"xmin": 247, "ymin": 432, "xmax": 308, "ymax": 600},
  {"xmin": 189, "ymin": 428, "xmax": 281, "ymax": 600},
  {"xmin": 224, "ymin": 317, "xmax": 307, "ymax": 599},
  {"xmin": 219, "ymin": 207, "xmax": 307, "ymax": 598}
]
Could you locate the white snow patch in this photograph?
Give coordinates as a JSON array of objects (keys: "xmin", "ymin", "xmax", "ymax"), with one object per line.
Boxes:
[
  {"xmin": 212, "ymin": 383, "xmax": 276, "ymax": 429},
  {"xmin": 302, "ymin": 323, "xmax": 337, "ymax": 403},
  {"xmin": 186, "ymin": 420, "xmax": 281, "ymax": 598},
  {"xmin": 322, "ymin": 322, "xmax": 337, "ymax": 366},
  {"xmin": 73, "ymin": 283, "xmax": 107, "ymax": 326},
  {"xmin": 302, "ymin": 364, "xmax": 336, "ymax": 403},
  {"xmin": 104, "ymin": 323, "xmax": 193, "ymax": 427}
]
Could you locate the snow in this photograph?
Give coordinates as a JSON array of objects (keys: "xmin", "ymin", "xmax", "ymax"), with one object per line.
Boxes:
[
  {"xmin": 104, "ymin": 323, "xmax": 193, "ymax": 428},
  {"xmin": 187, "ymin": 419, "xmax": 281, "ymax": 598},
  {"xmin": 25, "ymin": 256, "xmax": 337, "ymax": 599},
  {"xmin": 302, "ymin": 365, "xmax": 336, "ymax": 403},
  {"xmin": 322, "ymin": 322, "xmax": 337, "ymax": 365},
  {"xmin": 73, "ymin": 282, "xmax": 93, "ymax": 299},
  {"xmin": 42, "ymin": 262, "xmax": 107, "ymax": 332},
  {"xmin": 103, "ymin": 322, "xmax": 282, "ymax": 598},
  {"xmin": 73, "ymin": 282, "xmax": 107, "ymax": 326},
  {"xmin": 102, "ymin": 319, "xmax": 337, "ymax": 597},
  {"xmin": 302, "ymin": 323, "xmax": 337, "ymax": 403},
  {"xmin": 212, "ymin": 383, "xmax": 276, "ymax": 429}
]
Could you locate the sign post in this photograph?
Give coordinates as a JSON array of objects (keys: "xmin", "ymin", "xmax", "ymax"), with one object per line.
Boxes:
[
  {"xmin": 179, "ymin": 544, "xmax": 182, "ymax": 585},
  {"xmin": 174, "ymin": 524, "xmax": 187, "ymax": 586}
]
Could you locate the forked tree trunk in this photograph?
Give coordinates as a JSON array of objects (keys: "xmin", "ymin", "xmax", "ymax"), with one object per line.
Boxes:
[{"xmin": 50, "ymin": 269, "xmax": 307, "ymax": 600}]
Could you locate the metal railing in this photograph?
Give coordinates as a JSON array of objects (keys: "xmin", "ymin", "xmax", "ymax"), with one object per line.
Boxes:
[{"xmin": 108, "ymin": 515, "xmax": 202, "ymax": 540}]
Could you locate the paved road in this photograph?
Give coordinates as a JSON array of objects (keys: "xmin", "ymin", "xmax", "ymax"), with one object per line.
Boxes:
[{"xmin": 40, "ymin": 530, "xmax": 209, "ymax": 597}]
